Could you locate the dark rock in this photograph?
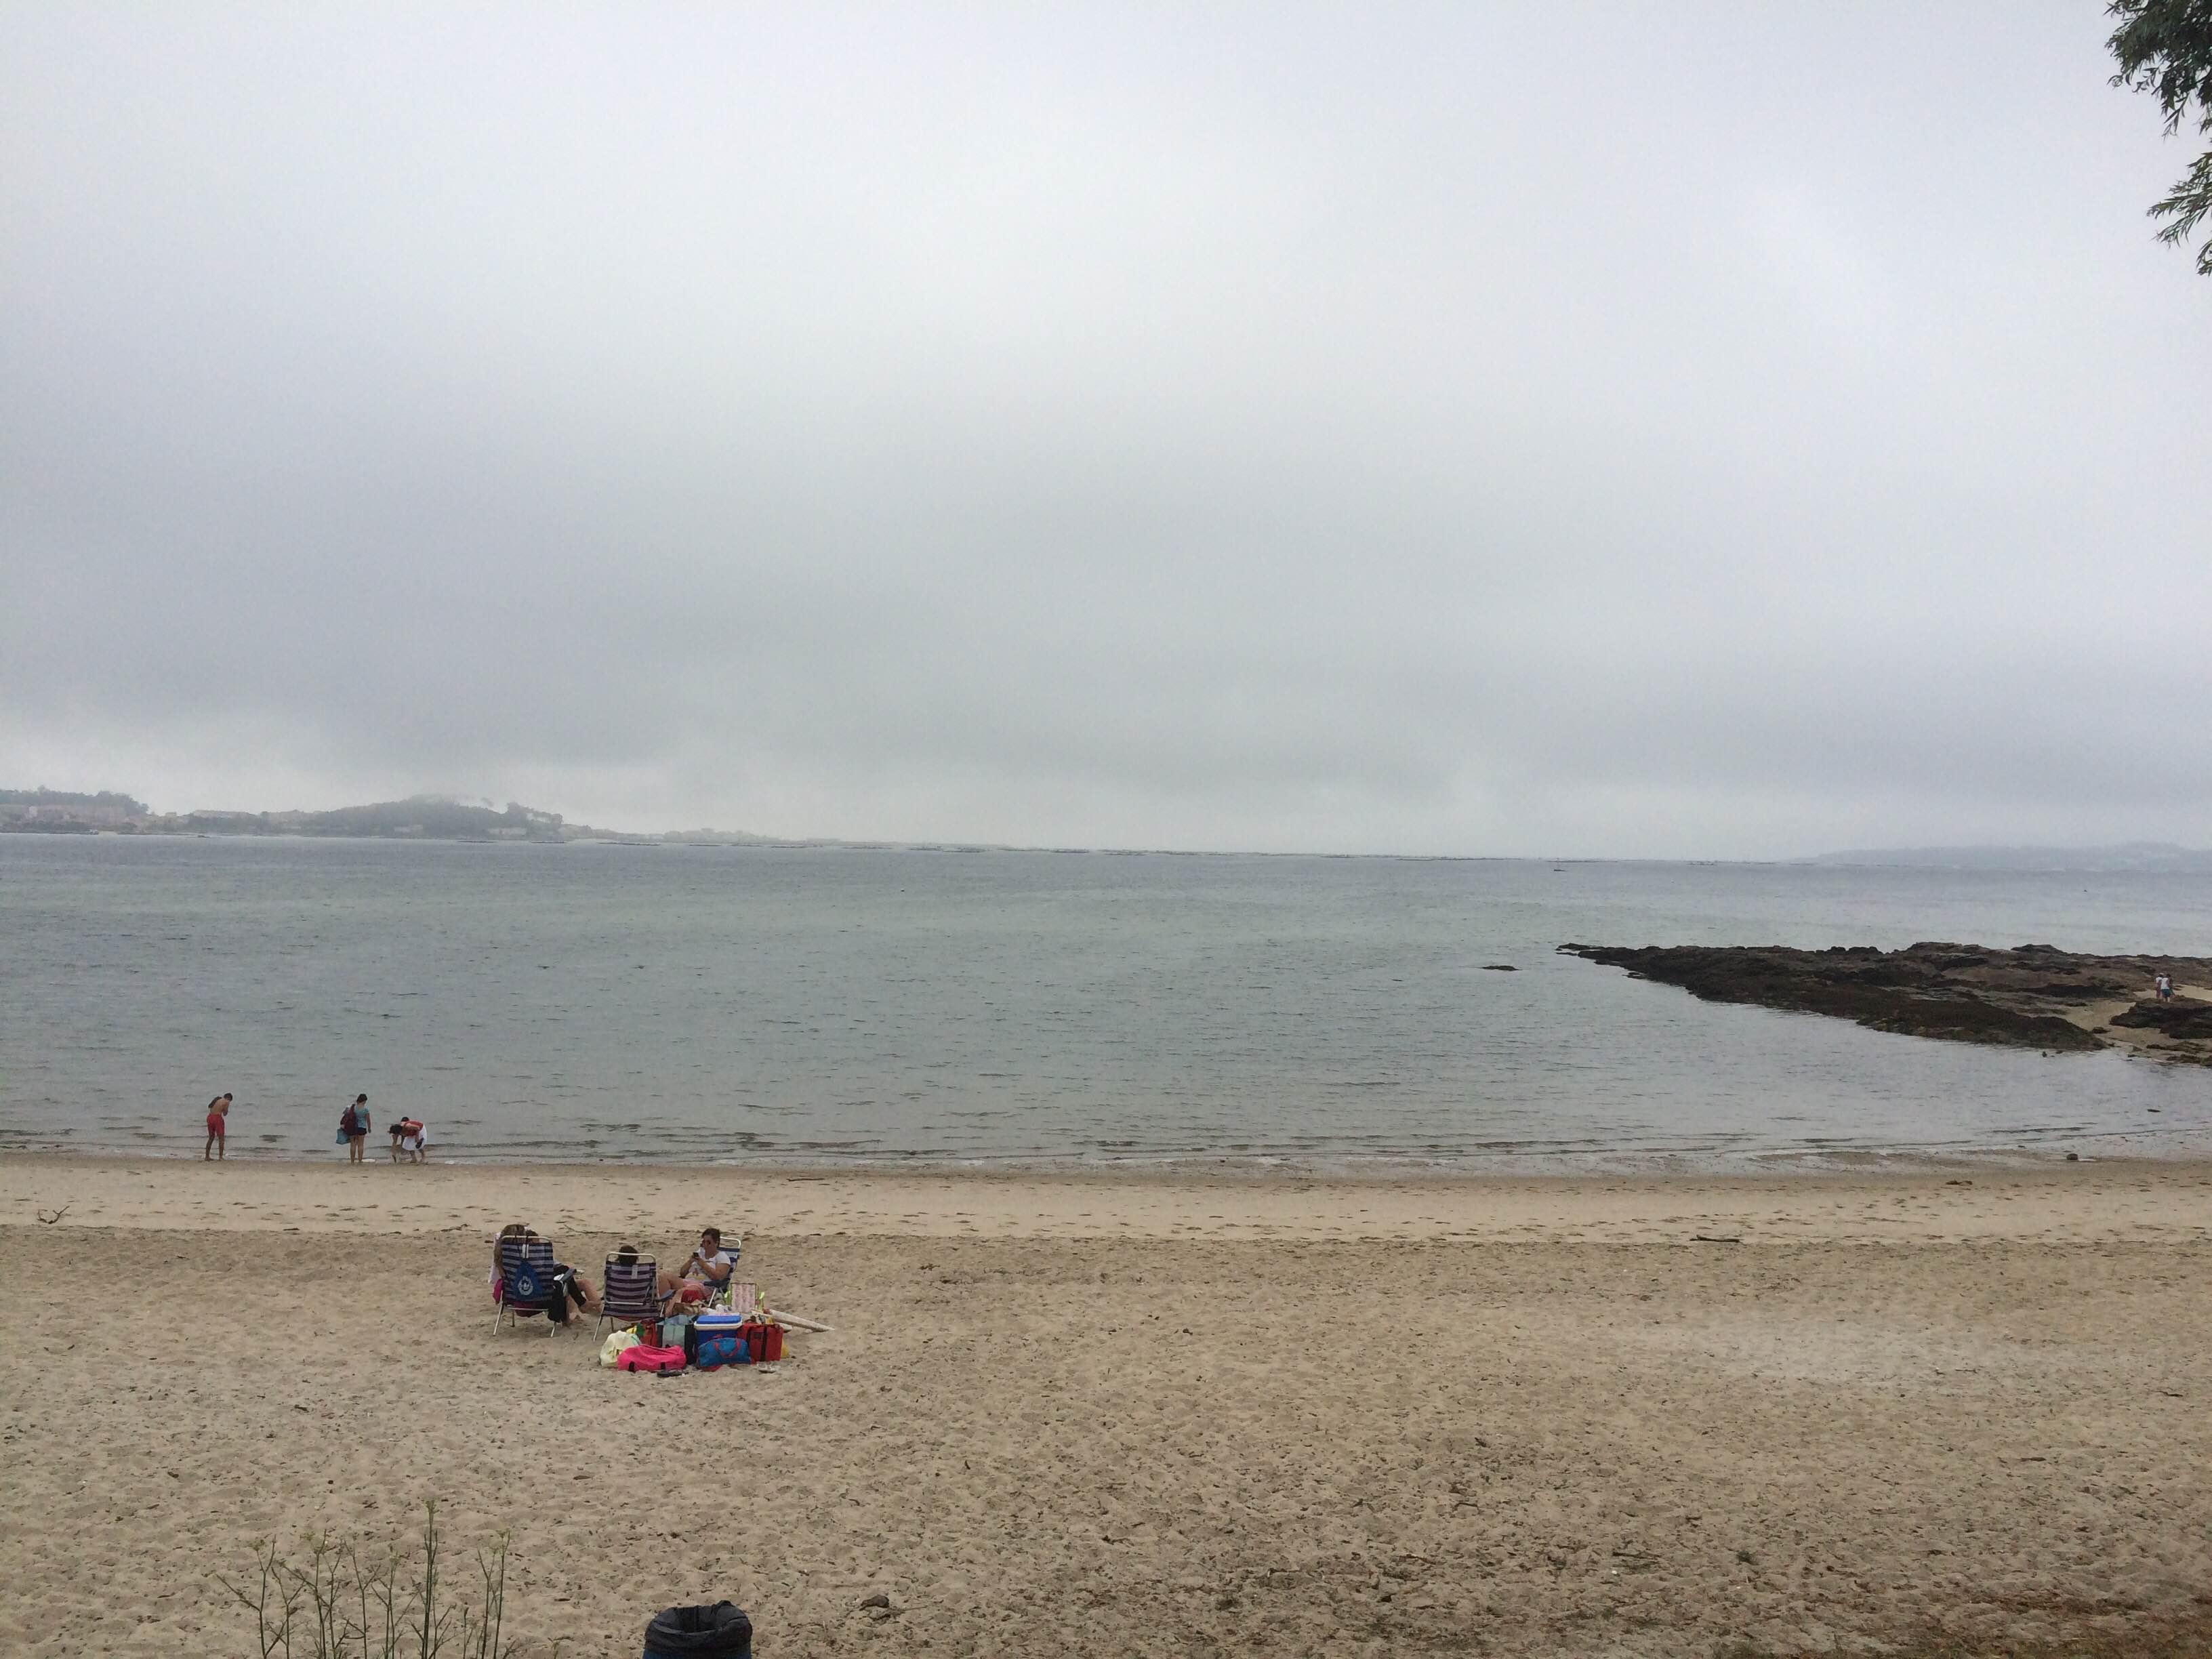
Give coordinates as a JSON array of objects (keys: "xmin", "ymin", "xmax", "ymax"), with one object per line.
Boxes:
[
  {"xmin": 1481, "ymin": 963, "xmax": 1517, "ymax": 972},
  {"xmin": 1557, "ymin": 942, "xmax": 2212, "ymax": 1065},
  {"xmin": 2110, "ymin": 999, "xmax": 2212, "ymax": 1040}
]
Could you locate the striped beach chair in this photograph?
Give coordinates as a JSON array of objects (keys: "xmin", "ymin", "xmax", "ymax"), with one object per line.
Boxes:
[
  {"xmin": 598, "ymin": 1256, "xmax": 661, "ymax": 1335},
  {"xmin": 491, "ymin": 1236, "xmax": 564, "ymax": 1335}
]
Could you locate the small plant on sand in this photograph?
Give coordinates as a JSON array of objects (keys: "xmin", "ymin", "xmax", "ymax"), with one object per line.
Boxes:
[{"xmin": 218, "ymin": 1500, "xmax": 561, "ymax": 1659}]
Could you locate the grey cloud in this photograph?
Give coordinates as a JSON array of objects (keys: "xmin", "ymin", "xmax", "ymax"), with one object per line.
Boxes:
[{"xmin": 5, "ymin": 3, "xmax": 2209, "ymax": 855}]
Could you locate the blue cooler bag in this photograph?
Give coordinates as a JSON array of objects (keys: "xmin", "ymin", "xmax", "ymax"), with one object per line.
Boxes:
[
  {"xmin": 695, "ymin": 1332, "xmax": 745, "ymax": 1369},
  {"xmin": 693, "ymin": 1310, "xmax": 748, "ymax": 1369},
  {"xmin": 644, "ymin": 1601, "xmax": 752, "ymax": 1658}
]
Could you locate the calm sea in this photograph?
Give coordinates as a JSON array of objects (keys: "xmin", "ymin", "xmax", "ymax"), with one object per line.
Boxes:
[{"xmin": 2, "ymin": 836, "xmax": 2206, "ymax": 1168}]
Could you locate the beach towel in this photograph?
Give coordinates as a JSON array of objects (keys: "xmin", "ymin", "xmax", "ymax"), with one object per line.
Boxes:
[{"xmin": 599, "ymin": 1329, "xmax": 642, "ymax": 1368}]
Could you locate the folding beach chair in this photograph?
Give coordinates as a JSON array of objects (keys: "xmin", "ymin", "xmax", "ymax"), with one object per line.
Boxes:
[
  {"xmin": 491, "ymin": 1236, "xmax": 566, "ymax": 1335},
  {"xmin": 598, "ymin": 1256, "xmax": 661, "ymax": 1336}
]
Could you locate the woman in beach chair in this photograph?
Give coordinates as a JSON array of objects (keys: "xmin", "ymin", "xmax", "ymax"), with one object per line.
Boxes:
[
  {"xmin": 490, "ymin": 1225, "xmax": 598, "ymax": 1333},
  {"xmin": 598, "ymin": 1244, "xmax": 662, "ymax": 1334},
  {"xmin": 655, "ymin": 1225, "xmax": 737, "ymax": 1313}
]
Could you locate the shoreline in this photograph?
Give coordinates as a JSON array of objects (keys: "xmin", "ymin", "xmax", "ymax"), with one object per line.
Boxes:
[
  {"xmin": 7, "ymin": 1111, "xmax": 2211, "ymax": 1179},
  {"xmin": 8, "ymin": 1150, "xmax": 2211, "ymax": 1244}
]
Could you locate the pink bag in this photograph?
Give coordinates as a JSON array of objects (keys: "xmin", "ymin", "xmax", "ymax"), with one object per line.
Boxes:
[{"xmin": 615, "ymin": 1343, "xmax": 685, "ymax": 1374}]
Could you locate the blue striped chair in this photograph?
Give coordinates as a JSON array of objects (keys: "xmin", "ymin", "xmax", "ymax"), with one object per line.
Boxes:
[
  {"xmin": 491, "ymin": 1236, "xmax": 565, "ymax": 1335},
  {"xmin": 597, "ymin": 1256, "xmax": 661, "ymax": 1335}
]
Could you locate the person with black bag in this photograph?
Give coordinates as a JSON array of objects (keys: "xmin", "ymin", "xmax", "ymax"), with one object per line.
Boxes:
[
  {"xmin": 643, "ymin": 1601, "xmax": 752, "ymax": 1658},
  {"xmin": 340, "ymin": 1094, "xmax": 371, "ymax": 1164},
  {"xmin": 531, "ymin": 1229, "xmax": 600, "ymax": 1323},
  {"xmin": 489, "ymin": 1224, "xmax": 600, "ymax": 1326}
]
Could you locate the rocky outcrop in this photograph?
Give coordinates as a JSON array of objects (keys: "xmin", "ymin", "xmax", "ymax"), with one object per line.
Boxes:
[
  {"xmin": 2109, "ymin": 998, "xmax": 2212, "ymax": 1042},
  {"xmin": 1558, "ymin": 941, "xmax": 2212, "ymax": 1063}
]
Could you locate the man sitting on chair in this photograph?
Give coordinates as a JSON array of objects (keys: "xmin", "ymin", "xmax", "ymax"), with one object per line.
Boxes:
[{"xmin": 657, "ymin": 1225, "xmax": 737, "ymax": 1311}]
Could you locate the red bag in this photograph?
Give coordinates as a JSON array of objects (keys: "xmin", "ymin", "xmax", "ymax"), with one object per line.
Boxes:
[
  {"xmin": 615, "ymin": 1343, "xmax": 685, "ymax": 1374},
  {"xmin": 739, "ymin": 1321, "xmax": 783, "ymax": 1363}
]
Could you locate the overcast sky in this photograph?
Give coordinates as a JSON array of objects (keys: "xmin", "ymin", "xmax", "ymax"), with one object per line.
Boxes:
[{"xmin": 4, "ymin": 4, "xmax": 2207, "ymax": 857}]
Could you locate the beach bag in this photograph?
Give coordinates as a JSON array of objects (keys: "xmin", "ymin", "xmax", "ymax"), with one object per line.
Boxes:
[
  {"xmin": 694, "ymin": 1327, "xmax": 747, "ymax": 1362},
  {"xmin": 512, "ymin": 1264, "xmax": 569, "ymax": 1322},
  {"xmin": 615, "ymin": 1343, "xmax": 685, "ymax": 1374},
  {"xmin": 661, "ymin": 1315, "xmax": 692, "ymax": 1359},
  {"xmin": 739, "ymin": 1320, "xmax": 783, "ymax": 1363},
  {"xmin": 599, "ymin": 1329, "xmax": 642, "ymax": 1368},
  {"xmin": 693, "ymin": 1332, "xmax": 745, "ymax": 1370},
  {"xmin": 643, "ymin": 1601, "xmax": 752, "ymax": 1659}
]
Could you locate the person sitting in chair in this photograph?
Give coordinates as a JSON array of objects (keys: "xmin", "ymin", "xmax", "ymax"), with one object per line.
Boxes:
[
  {"xmin": 490, "ymin": 1223, "xmax": 598, "ymax": 1323},
  {"xmin": 657, "ymin": 1225, "xmax": 737, "ymax": 1311}
]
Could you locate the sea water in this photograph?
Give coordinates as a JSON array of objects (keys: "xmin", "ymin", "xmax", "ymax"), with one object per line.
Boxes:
[{"xmin": 1, "ymin": 835, "xmax": 2206, "ymax": 1167}]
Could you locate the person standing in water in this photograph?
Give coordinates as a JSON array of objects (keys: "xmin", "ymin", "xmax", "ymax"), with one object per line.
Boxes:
[
  {"xmin": 341, "ymin": 1094, "xmax": 371, "ymax": 1163},
  {"xmin": 203, "ymin": 1093, "xmax": 231, "ymax": 1160}
]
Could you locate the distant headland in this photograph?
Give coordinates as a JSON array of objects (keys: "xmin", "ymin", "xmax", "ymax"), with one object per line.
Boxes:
[
  {"xmin": 0, "ymin": 787, "xmax": 771, "ymax": 847},
  {"xmin": 1805, "ymin": 842, "xmax": 2212, "ymax": 874},
  {"xmin": 9, "ymin": 790, "xmax": 2212, "ymax": 869}
]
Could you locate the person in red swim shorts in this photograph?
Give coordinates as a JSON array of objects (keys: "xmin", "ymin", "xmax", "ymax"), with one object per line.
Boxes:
[{"xmin": 203, "ymin": 1092, "xmax": 232, "ymax": 1160}]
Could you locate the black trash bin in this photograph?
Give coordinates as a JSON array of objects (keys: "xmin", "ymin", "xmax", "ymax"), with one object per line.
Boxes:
[{"xmin": 643, "ymin": 1601, "xmax": 753, "ymax": 1659}]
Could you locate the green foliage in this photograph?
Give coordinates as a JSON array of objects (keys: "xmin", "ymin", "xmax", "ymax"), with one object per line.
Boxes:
[
  {"xmin": 2108, "ymin": 0, "xmax": 2212, "ymax": 272},
  {"xmin": 216, "ymin": 1500, "xmax": 562, "ymax": 1659}
]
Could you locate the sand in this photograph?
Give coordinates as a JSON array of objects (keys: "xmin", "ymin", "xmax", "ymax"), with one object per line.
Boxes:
[{"xmin": 3, "ymin": 1155, "xmax": 2210, "ymax": 1658}]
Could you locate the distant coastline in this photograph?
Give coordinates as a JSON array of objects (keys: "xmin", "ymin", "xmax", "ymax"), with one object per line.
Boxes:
[
  {"xmin": 7, "ymin": 787, "xmax": 2211, "ymax": 867},
  {"xmin": 0, "ymin": 788, "xmax": 771, "ymax": 848},
  {"xmin": 1803, "ymin": 842, "xmax": 2212, "ymax": 874}
]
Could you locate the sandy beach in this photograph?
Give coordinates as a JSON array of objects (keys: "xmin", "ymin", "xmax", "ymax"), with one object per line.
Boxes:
[{"xmin": 3, "ymin": 1155, "xmax": 2210, "ymax": 1657}]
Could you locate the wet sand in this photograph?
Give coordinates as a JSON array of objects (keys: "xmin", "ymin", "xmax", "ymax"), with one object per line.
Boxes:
[{"xmin": 2, "ymin": 1155, "xmax": 2209, "ymax": 1656}]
